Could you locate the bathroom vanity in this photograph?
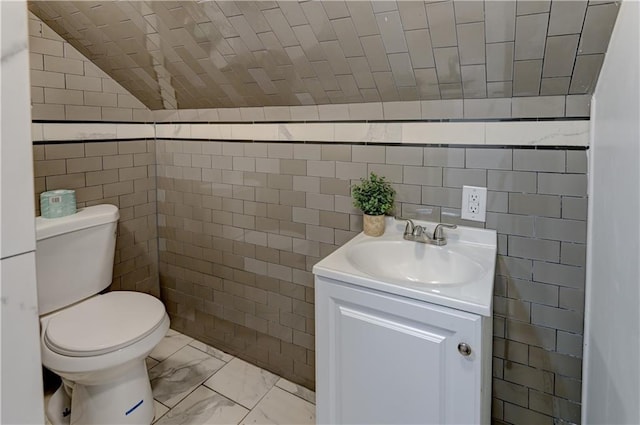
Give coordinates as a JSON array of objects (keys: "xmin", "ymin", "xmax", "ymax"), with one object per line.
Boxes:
[{"xmin": 313, "ymin": 218, "xmax": 496, "ymax": 425}]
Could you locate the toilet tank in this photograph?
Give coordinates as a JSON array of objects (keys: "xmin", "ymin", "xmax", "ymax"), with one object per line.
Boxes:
[{"xmin": 36, "ymin": 204, "xmax": 119, "ymax": 315}]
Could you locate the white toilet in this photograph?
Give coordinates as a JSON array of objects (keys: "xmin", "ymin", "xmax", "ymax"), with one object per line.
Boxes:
[{"xmin": 36, "ymin": 204, "xmax": 170, "ymax": 424}]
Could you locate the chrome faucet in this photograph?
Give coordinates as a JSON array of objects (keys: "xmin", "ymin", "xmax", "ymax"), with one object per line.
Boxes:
[{"xmin": 394, "ymin": 217, "xmax": 457, "ymax": 246}]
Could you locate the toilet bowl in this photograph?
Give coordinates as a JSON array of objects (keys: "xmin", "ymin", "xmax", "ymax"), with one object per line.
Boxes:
[{"xmin": 36, "ymin": 205, "xmax": 169, "ymax": 424}]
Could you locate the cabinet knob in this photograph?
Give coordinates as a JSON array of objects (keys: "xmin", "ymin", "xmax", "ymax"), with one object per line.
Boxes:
[{"xmin": 458, "ymin": 342, "xmax": 472, "ymax": 356}]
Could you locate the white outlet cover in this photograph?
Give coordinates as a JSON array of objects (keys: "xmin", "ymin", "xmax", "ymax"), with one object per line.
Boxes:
[{"xmin": 461, "ymin": 185, "xmax": 487, "ymax": 222}]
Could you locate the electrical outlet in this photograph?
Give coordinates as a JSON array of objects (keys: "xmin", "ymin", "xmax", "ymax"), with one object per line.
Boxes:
[{"xmin": 461, "ymin": 186, "xmax": 487, "ymax": 222}]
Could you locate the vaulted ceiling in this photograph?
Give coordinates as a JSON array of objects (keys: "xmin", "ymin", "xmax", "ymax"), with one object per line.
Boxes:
[{"xmin": 28, "ymin": 1, "xmax": 619, "ymax": 110}]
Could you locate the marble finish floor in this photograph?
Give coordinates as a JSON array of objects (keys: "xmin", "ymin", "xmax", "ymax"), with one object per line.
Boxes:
[
  {"xmin": 147, "ymin": 329, "xmax": 316, "ymax": 424},
  {"xmin": 45, "ymin": 329, "xmax": 315, "ymax": 425}
]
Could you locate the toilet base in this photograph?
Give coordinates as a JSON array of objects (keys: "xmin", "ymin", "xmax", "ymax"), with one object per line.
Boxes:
[{"xmin": 47, "ymin": 359, "xmax": 155, "ymax": 425}]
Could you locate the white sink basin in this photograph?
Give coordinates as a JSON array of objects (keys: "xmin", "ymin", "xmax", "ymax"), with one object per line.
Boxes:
[
  {"xmin": 346, "ymin": 240, "xmax": 488, "ymax": 285},
  {"xmin": 313, "ymin": 218, "xmax": 497, "ymax": 316}
]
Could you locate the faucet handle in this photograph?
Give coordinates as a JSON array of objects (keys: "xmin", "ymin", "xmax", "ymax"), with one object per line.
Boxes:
[
  {"xmin": 433, "ymin": 223, "xmax": 457, "ymax": 240},
  {"xmin": 394, "ymin": 216, "xmax": 415, "ymax": 235}
]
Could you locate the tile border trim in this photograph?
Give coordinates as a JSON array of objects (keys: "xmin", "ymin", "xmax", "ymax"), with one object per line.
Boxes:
[{"xmin": 32, "ymin": 121, "xmax": 590, "ymax": 147}]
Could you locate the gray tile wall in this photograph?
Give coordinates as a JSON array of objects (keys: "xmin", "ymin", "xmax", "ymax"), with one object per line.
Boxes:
[
  {"xmin": 33, "ymin": 141, "xmax": 160, "ymax": 297},
  {"xmin": 156, "ymin": 141, "xmax": 587, "ymax": 424},
  {"xmin": 28, "ymin": 12, "xmax": 152, "ymax": 122}
]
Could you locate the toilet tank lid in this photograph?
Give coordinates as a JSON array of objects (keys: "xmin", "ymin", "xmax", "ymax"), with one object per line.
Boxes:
[{"xmin": 36, "ymin": 204, "xmax": 119, "ymax": 241}]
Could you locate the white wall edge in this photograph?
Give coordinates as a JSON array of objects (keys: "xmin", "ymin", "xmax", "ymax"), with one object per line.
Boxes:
[{"xmin": 582, "ymin": 96, "xmax": 597, "ymax": 423}]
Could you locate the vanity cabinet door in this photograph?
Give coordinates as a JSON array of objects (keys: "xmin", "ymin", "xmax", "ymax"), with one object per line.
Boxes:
[{"xmin": 316, "ymin": 276, "xmax": 484, "ymax": 425}]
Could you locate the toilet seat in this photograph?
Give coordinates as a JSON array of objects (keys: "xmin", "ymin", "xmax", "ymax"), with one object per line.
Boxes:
[{"xmin": 44, "ymin": 291, "xmax": 166, "ymax": 357}]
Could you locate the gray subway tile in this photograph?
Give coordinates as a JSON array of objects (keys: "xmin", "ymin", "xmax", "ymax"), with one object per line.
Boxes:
[
  {"xmin": 562, "ymin": 197, "xmax": 588, "ymax": 221},
  {"xmin": 509, "ymin": 193, "xmax": 561, "ymax": 218},
  {"xmin": 504, "ymin": 402, "xmax": 553, "ymax": 425},
  {"xmin": 566, "ymin": 95, "xmax": 591, "ymax": 117},
  {"xmin": 513, "ymin": 60, "xmax": 543, "ymax": 96},
  {"xmin": 424, "ymin": 147, "xmax": 465, "ymax": 167},
  {"xmin": 493, "ymin": 296, "xmax": 531, "ymax": 322},
  {"xmin": 493, "ymin": 378, "xmax": 529, "ymax": 408},
  {"xmin": 529, "ymin": 391, "xmax": 582, "ymax": 424},
  {"xmin": 321, "ymin": 145, "xmax": 351, "ymax": 161},
  {"xmin": 559, "ymin": 287, "xmax": 585, "ymax": 313},
  {"xmin": 352, "ymin": 145, "xmax": 385, "ymax": 163},
  {"xmin": 493, "ymin": 336, "xmax": 529, "ymax": 364},
  {"xmin": 566, "ymin": 150, "xmax": 588, "ymax": 173},
  {"xmin": 514, "ymin": 13, "xmax": 549, "ymax": 60},
  {"xmin": 466, "ymin": 149, "xmax": 513, "ymax": 170},
  {"xmin": 511, "ymin": 96, "xmax": 565, "ymax": 118},
  {"xmin": 422, "ymin": 186, "xmax": 462, "ymax": 209},
  {"xmin": 508, "ymin": 278, "xmax": 559, "ymax": 307},
  {"xmin": 403, "ymin": 166, "xmax": 443, "ymax": 187},
  {"xmin": 463, "ymin": 98, "xmax": 511, "ymax": 119},
  {"xmin": 503, "ymin": 362, "xmax": 554, "ymax": 393},
  {"xmin": 486, "ymin": 213, "xmax": 534, "ymax": 237},
  {"xmin": 556, "ymin": 331, "xmax": 583, "ymax": 358},
  {"xmin": 443, "ymin": 168, "xmax": 487, "ymax": 188},
  {"xmin": 367, "ymin": 163, "xmax": 403, "ymax": 183},
  {"xmin": 579, "ymin": 3, "xmax": 619, "ymax": 54},
  {"xmin": 555, "ymin": 376, "xmax": 582, "ymax": 402},
  {"xmin": 513, "ymin": 149, "xmax": 566, "ymax": 173},
  {"xmin": 506, "ymin": 319, "xmax": 557, "ymax": 350},
  {"xmin": 508, "ymin": 236, "xmax": 560, "ymax": 262},
  {"xmin": 529, "ymin": 346, "xmax": 582, "ymax": 379},
  {"xmin": 488, "ymin": 170, "xmax": 537, "ymax": 193},
  {"xmin": 531, "ymin": 304, "xmax": 583, "ymax": 333},
  {"xmin": 386, "ymin": 146, "xmax": 423, "ymax": 166},
  {"xmin": 496, "ymin": 255, "xmax": 533, "ymax": 280},
  {"xmin": 561, "ymin": 243, "xmax": 586, "ymax": 267},
  {"xmin": 569, "ymin": 54, "xmax": 604, "ymax": 94},
  {"xmin": 538, "ymin": 173, "xmax": 587, "ymax": 196},
  {"xmin": 533, "ymin": 261, "xmax": 585, "ymax": 289},
  {"xmin": 535, "ymin": 217, "xmax": 587, "ymax": 243},
  {"xmin": 488, "ymin": 191, "xmax": 509, "ymax": 213}
]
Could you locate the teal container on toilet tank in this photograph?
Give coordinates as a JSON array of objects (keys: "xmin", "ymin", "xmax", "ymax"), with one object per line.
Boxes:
[{"xmin": 40, "ymin": 189, "xmax": 76, "ymax": 218}]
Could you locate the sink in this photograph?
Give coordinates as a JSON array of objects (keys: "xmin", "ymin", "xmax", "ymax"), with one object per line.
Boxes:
[
  {"xmin": 346, "ymin": 240, "xmax": 488, "ymax": 285},
  {"xmin": 313, "ymin": 217, "xmax": 497, "ymax": 316}
]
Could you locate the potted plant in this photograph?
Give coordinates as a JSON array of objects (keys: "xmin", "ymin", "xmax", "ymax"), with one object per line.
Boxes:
[{"xmin": 352, "ymin": 172, "xmax": 395, "ymax": 237}]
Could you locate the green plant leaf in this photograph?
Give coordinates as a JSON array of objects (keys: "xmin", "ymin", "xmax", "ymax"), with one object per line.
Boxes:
[{"xmin": 351, "ymin": 172, "xmax": 396, "ymax": 216}]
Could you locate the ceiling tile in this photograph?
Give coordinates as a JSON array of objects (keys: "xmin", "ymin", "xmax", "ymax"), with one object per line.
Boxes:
[
  {"xmin": 513, "ymin": 59, "xmax": 543, "ymax": 96},
  {"xmin": 579, "ymin": 3, "xmax": 619, "ymax": 54},
  {"xmin": 542, "ymin": 35, "xmax": 580, "ymax": 78},
  {"xmin": 405, "ymin": 29, "xmax": 435, "ymax": 69},
  {"xmin": 375, "ymin": 10, "xmax": 408, "ymax": 53},
  {"xmin": 486, "ymin": 42, "xmax": 514, "ymax": 82},
  {"xmin": 514, "ymin": 13, "xmax": 549, "ymax": 60},
  {"xmin": 548, "ymin": 1, "xmax": 588, "ymax": 36},
  {"xmin": 569, "ymin": 54, "xmax": 604, "ymax": 94},
  {"xmin": 516, "ymin": 0, "xmax": 551, "ymax": 16},
  {"xmin": 426, "ymin": 1, "xmax": 458, "ymax": 47},
  {"xmin": 28, "ymin": 0, "xmax": 618, "ymax": 109},
  {"xmin": 485, "ymin": 1, "xmax": 516, "ymax": 43},
  {"xmin": 434, "ymin": 47, "xmax": 462, "ymax": 84},
  {"xmin": 453, "ymin": 1, "xmax": 485, "ymax": 24},
  {"xmin": 397, "ymin": 1, "xmax": 429, "ymax": 31},
  {"xmin": 457, "ymin": 22, "xmax": 485, "ymax": 65}
]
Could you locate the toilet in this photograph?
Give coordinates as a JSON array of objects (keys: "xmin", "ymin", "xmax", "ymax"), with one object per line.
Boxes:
[{"xmin": 36, "ymin": 204, "xmax": 169, "ymax": 424}]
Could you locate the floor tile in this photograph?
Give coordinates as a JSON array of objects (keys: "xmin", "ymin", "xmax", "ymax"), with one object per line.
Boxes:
[
  {"xmin": 146, "ymin": 357, "xmax": 160, "ymax": 370},
  {"xmin": 189, "ymin": 340, "xmax": 235, "ymax": 363},
  {"xmin": 150, "ymin": 345, "xmax": 226, "ymax": 408},
  {"xmin": 203, "ymin": 358, "xmax": 279, "ymax": 409},
  {"xmin": 153, "ymin": 400, "xmax": 170, "ymax": 423},
  {"xmin": 240, "ymin": 387, "xmax": 315, "ymax": 425},
  {"xmin": 154, "ymin": 386, "xmax": 249, "ymax": 425},
  {"xmin": 275, "ymin": 378, "xmax": 316, "ymax": 404},
  {"xmin": 150, "ymin": 329, "xmax": 194, "ymax": 362}
]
